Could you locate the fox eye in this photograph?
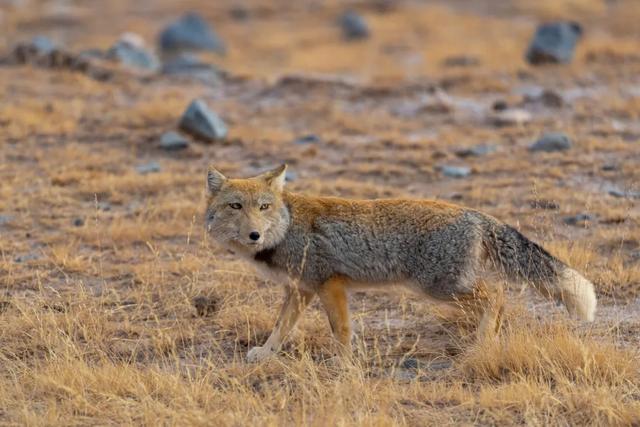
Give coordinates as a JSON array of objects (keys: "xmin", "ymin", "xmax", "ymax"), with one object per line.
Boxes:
[
  {"xmin": 260, "ymin": 203, "xmax": 271, "ymax": 211},
  {"xmin": 229, "ymin": 203, "xmax": 242, "ymax": 210}
]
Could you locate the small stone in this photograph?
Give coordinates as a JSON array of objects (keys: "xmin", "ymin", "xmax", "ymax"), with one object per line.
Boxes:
[
  {"xmin": 159, "ymin": 12, "xmax": 226, "ymax": 55},
  {"xmin": 529, "ymin": 132, "xmax": 572, "ymax": 152},
  {"xmin": 106, "ymin": 34, "xmax": 159, "ymax": 71},
  {"xmin": 441, "ymin": 165, "xmax": 471, "ymax": 178},
  {"xmin": 293, "ymin": 134, "xmax": 321, "ymax": 144},
  {"xmin": 492, "ymin": 100, "xmax": 509, "ymax": 111},
  {"xmin": 161, "ymin": 53, "xmax": 219, "ymax": 76},
  {"xmin": 178, "ymin": 99, "xmax": 227, "ymax": 142},
  {"xmin": 455, "ymin": 144, "xmax": 495, "ymax": 158},
  {"xmin": 14, "ymin": 253, "xmax": 39, "ymax": 263},
  {"xmin": 97, "ymin": 201, "xmax": 111, "ymax": 211},
  {"xmin": 529, "ymin": 199, "xmax": 559, "ymax": 210},
  {"xmin": 526, "ymin": 21, "xmax": 582, "ymax": 65},
  {"xmin": 30, "ymin": 35, "xmax": 57, "ymax": 55},
  {"xmin": 490, "ymin": 108, "xmax": 532, "ymax": 127},
  {"xmin": 136, "ymin": 161, "xmax": 161, "ymax": 175},
  {"xmin": 601, "ymin": 164, "xmax": 617, "ymax": 171},
  {"xmin": 442, "ymin": 55, "xmax": 480, "ymax": 67},
  {"xmin": 401, "ymin": 357, "xmax": 419, "ymax": 369},
  {"xmin": 159, "ymin": 131, "xmax": 189, "ymax": 151},
  {"xmin": 193, "ymin": 296, "xmax": 219, "ymax": 317},
  {"xmin": 230, "ymin": 6, "xmax": 250, "ymax": 21},
  {"xmin": 564, "ymin": 213, "xmax": 593, "ymax": 226},
  {"xmin": 73, "ymin": 218, "xmax": 84, "ymax": 227},
  {"xmin": 524, "ymin": 89, "xmax": 564, "ymax": 108},
  {"xmin": 339, "ymin": 11, "xmax": 370, "ymax": 40}
]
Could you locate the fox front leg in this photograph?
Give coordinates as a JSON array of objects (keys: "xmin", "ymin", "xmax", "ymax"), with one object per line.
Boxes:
[{"xmin": 247, "ymin": 287, "xmax": 315, "ymax": 362}]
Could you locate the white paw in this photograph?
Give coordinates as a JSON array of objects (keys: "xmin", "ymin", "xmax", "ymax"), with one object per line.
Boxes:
[{"xmin": 247, "ymin": 346, "xmax": 275, "ymax": 363}]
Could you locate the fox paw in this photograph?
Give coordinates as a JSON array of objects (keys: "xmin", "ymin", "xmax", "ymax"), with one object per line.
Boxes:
[{"xmin": 247, "ymin": 346, "xmax": 275, "ymax": 363}]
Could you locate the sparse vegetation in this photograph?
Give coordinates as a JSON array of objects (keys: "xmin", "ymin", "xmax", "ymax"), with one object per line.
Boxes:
[{"xmin": 1, "ymin": 0, "xmax": 640, "ymax": 425}]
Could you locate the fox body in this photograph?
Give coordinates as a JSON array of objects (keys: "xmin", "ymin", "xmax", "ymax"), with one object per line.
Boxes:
[{"xmin": 205, "ymin": 165, "xmax": 597, "ymax": 362}]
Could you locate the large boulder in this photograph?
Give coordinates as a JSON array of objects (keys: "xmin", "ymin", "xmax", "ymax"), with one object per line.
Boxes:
[{"xmin": 526, "ymin": 22, "xmax": 582, "ymax": 65}]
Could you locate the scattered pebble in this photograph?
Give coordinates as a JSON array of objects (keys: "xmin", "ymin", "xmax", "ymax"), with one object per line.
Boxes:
[
  {"xmin": 339, "ymin": 11, "xmax": 370, "ymax": 40},
  {"xmin": 136, "ymin": 161, "xmax": 161, "ymax": 175},
  {"xmin": 529, "ymin": 132, "xmax": 572, "ymax": 152},
  {"xmin": 601, "ymin": 164, "xmax": 618, "ymax": 171},
  {"xmin": 526, "ymin": 21, "xmax": 582, "ymax": 65},
  {"xmin": 97, "ymin": 201, "xmax": 112, "ymax": 212},
  {"xmin": 440, "ymin": 165, "xmax": 471, "ymax": 178},
  {"xmin": 14, "ymin": 253, "xmax": 39, "ymax": 263},
  {"xmin": 73, "ymin": 218, "xmax": 84, "ymax": 227},
  {"xmin": 293, "ymin": 134, "xmax": 321, "ymax": 144},
  {"xmin": 455, "ymin": 144, "xmax": 495, "ymax": 158},
  {"xmin": 106, "ymin": 34, "xmax": 159, "ymax": 71},
  {"xmin": 442, "ymin": 55, "xmax": 480, "ymax": 67},
  {"xmin": 529, "ymin": 199, "xmax": 560, "ymax": 210},
  {"xmin": 490, "ymin": 108, "xmax": 531, "ymax": 127},
  {"xmin": 178, "ymin": 99, "xmax": 228, "ymax": 142},
  {"xmin": 401, "ymin": 358, "xmax": 419, "ymax": 369},
  {"xmin": 492, "ymin": 100, "xmax": 508, "ymax": 111},
  {"xmin": 523, "ymin": 89, "xmax": 564, "ymax": 108},
  {"xmin": 193, "ymin": 296, "xmax": 219, "ymax": 317},
  {"xmin": 159, "ymin": 131, "xmax": 189, "ymax": 151},
  {"xmin": 564, "ymin": 213, "xmax": 593, "ymax": 226},
  {"xmin": 159, "ymin": 12, "xmax": 226, "ymax": 55}
]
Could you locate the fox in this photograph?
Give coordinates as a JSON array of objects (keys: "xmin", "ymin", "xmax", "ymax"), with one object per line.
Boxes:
[{"xmin": 204, "ymin": 164, "xmax": 597, "ymax": 363}]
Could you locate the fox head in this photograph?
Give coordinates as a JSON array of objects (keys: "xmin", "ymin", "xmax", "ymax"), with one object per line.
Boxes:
[{"xmin": 205, "ymin": 165, "xmax": 290, "ymax": 253}]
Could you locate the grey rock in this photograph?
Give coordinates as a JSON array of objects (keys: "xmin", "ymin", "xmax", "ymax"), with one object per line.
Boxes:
[
  {"xmin": 73, "ymin": 218, "xmax": 84, "ymax": 227},
  {"xmin": 401, "ymin": 357, "xmax": 419, "ymax": 369},
  {"xmin": 136, "ymin": 161, "xmax": 161, "ymax": 175},
  {"xmin": 106, "ymin": 38, "xmax": 159, "ymax": 71},
  {"xmin": 31, "ymin": 35, "xmax": 57, "ymax": 55},
  {"xmin": 529, "ymin": 132, "xmax": 572, "ymax": 152},
  {"xmin": 339, "ymin": 11, "xmax": 369, "ymax": 40},
  {"xmin": 159, "ymin": 131, "xmax": 189, "ymax": 151},
  {"xmin": 161, "ymin": 53, "xmax": 220, "ymax": 84},
  {"xmin": 97, "ymin": 201, "xmax": 111, "ymax": 211},
  {"xmin": 178, "ymin": 99, "xmax": 227, "ymax": 142},
  {"xmin": 526, "ymin": 21, "xmax": 582, "ymax": 65},
  {"xmin": 523, "ymin": 89, "xmax": 564, "ymax": 108},
  {"xmin": 159, "ymin": 12, "xmax": 226, "ymax": 54},
  {"xmin": 602, "ymin": 164, "xmax": 618, "ymax": 171},
  {"xmin": 285, "ymin": 170, "xmax": 298, "ymax": 182},
  {"xmin": 293, "ymin": 134, "xmax": 321, "ymax": 144},
  {"xmin": 564, "ymin": 213, "xmax": 593, "ymax": 226},
  {"xmin": 441, "ymin": 165, "xmax": 471, "ymax": 178},
  {"xmin": 609, "ymin": 189, "xmax": 640, "ymax": 199},
  {"xmin": 529, "ymin": 199, "xmax": 559, "ymax": 210},
  {"xmin": 455, "ymin": 144, "xmax": 495, "ymax": 158}
]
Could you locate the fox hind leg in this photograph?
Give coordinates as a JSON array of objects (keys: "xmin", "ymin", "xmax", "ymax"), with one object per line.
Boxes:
[{"xmin": 317, "ymin": 276, "xmax": 352, "ymax": 356}]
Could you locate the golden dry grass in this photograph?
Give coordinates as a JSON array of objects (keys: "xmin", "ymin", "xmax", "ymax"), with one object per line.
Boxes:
[{"xmin": 1, "ymin": 0, "xmax": 640, "ymax": 425}]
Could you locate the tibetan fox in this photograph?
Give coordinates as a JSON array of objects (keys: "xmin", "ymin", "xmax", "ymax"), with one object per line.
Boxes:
[{"xmin": 204, "ymin": 165, "xmax": 596, "ymax": 362}]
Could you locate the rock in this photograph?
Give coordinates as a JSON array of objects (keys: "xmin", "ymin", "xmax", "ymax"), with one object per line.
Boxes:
[
  {"xmin": 442, "ymin": 55, "xmax": 480, "ymax": 67},
  {"xmin": 73, "ymin": 218, "xmax": 84, "ymax": 227},
  {"xmin": 229, "ymin": 6, "xmax": 250, "ymax": 21},
  {"xmin": 441, "ymin": 165, "xmax": 471, "ymax": 178},
  {"xmin": 492, "ymin": 100, "xmax": 509, "ymax": 111},
  {"xmin": 601, "ymin": 164, "xmax": 617, "ymax": 171},
  {"xmin": 339, "ymin": 11, "xmax": 369, "ymax": 40},
  {"xmin": 564, "ymin": 213, "xmax": 593, "ymax": 226},
  {"xmin": 529, "ymin": 132, "xmax": 572, "ymax": 152},
  {"xmin": 193, "ymin": 296, "xmax": 218, "ymax": 317},
  {"xmin": 293, "ymin": 134, "xmax": 321, "ymax": 144},
  {"xmin": 526, "ymin": 21, "xmax": 582, "ymax": 65},
  {"xmin": 455, "ymin": 144, "xmax": 495, "ymax": 158},
  {"xmin": 0, "ymin": 215, "xmax": 13, "ymax": 226},
  {"xmin": 159, "ymin": 131, "xmax": 189, "ymax": 151},
  {"xmin": 136, "ymin": 161, "xmax": 161, "ymax": 175},
  {"xmin": 401, "ymin": 357, "xmax": 419, "ymax": 369},
  {"xmin": 159, "ymin": 12, "xmax": 226, "ymax": 55},
  {"xmin": 529, "ymin": 199, "xmax": 559, "ymax": 210},
  {"xmin": 97, "ymin": 201, "xmax": 111, "ymax": 211},
  {"xmin": 106, "ymin": 34, "xmax": 159, "ymax": 71},
  {"xmin": 30, "ymin": 35, "xmax": 57, "ymax": 55},
  {"xmin": 609, "ymin": 189, "xmax": 640, "ymax": 199},
  {"xmin": 178, "ymin": 99, "xmax": 228, "ymax": 142}
]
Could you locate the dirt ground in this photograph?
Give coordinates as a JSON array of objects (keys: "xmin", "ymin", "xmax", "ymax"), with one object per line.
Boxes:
[{"xmin": 1, "ymin": 0, "xmax": 639, "ymax": 425}]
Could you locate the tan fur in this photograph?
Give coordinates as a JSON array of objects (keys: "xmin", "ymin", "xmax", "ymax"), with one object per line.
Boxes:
[{"xmin": 205, "ymin": 165, "xmax": 597, "ymax": 362}]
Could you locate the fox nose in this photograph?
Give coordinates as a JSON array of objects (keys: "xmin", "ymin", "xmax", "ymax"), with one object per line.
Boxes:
[{"xmin": 249, "ymin": 231, "xmax": 261, "ymax": 241}]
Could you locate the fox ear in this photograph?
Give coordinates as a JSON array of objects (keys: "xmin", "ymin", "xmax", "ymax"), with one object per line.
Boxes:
[
  {"xmin": 207, "ymin": 167, "xmax": 226, "ymax": 195},
  {"xmin": 261, "ymin": 164, "xmax": 287, "ymax": 192}
]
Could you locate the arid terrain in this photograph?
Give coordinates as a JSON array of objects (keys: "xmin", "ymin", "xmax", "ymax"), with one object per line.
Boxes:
[{"xmin": 1, "ymin": 0, "xmax": 640, "ymax": 425}]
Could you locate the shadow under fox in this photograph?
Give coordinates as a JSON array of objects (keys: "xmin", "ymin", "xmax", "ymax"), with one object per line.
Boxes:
[{"xmin": 205, "ymin": 165, "xmax": 596, "ymax": 362}]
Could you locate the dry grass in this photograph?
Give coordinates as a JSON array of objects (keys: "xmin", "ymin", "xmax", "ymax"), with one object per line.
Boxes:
[{"xmin": 1, "ymin": 0, "xmax": 640, "ymax": 425}]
